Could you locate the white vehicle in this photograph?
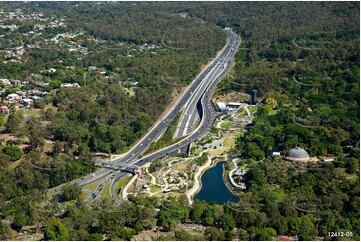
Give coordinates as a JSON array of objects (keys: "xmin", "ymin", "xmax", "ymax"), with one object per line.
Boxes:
[{"xmin": 163, "ymin": 188, "xmax": 171, "ymax": 194}]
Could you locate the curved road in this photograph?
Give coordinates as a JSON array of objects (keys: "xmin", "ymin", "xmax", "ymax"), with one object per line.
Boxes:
[
  {"xmin": 105, "ymin": 29, "xmax": 240, "ymax": 167},
  {"xmin": 48, "ymin": 28, "xmax": 241, "ymax": 203},
  {"xmin": 104, "ymin": 29, "xmax": 240, "ymax": 202}
]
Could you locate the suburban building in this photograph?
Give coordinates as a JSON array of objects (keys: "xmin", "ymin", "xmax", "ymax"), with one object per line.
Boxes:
[
  {"xmin": 233, "ymin": 170, "xmax": 244, "ymax": 176},
  {"xmin": 322, "ymin": 157, "xmax": 334, "ymax": 162},
  {"xmin": 6, "ymin": 93, "xmax": 21, "ymax": 101},
  {"xmin": 203, "ymin": 143, "xmax": 211, "ymax": 150},
  {"xmin": 21, "ymin": 98, "xmax": 33, "ymax": 106},
  {"xmin": 0, "ymin": 105, "xmax": 9, "ymax": 112},
  {"xmin": 61, "ymin": 83, "xmax": 80, "ymax": 88},
  {"xmin": 216, "ymin": 101, "xmax": 228, "ymax": 113},
  {"xmin": 227, "ymin": 102, "xmax": 242, "ymax": 109}
]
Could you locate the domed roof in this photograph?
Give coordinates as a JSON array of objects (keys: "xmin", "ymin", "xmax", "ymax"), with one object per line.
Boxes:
[{"xmin": 288, "ymin": 147, "xmax": 309, "ymax": 159}]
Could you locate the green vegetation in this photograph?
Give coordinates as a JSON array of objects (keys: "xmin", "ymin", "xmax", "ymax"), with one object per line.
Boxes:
[
  {"xmin": 44, "ymin": 217, "xmax": 69, "ymax": 241},
  {"xmin": 4, "ymin": 111, "xmax": 23, "ymax": 135},
  {"xmin": 236, "ymin": 107, "xmax": 247, "ymax": 116},
  {"xmin": 194, "ymin": 152, "xmax": 208, "ymax": 166},
  {"xmin": 60, "ymin": 183, "xmax": 82, "ymax": 202},
  {"xmin": 150, "ymin": 184, "xmax": 162, "ymax": 193},
  {"xmin": 82, "ymin": 178, "xmax": 104, "ymax": 192},
  {"xmin": 207, "ymin": 135, "xmax": 236, "ymax": 156},
  {"xmin": 220, "ymin": 121, "xmax": 231, "ymax": 128},
  {"xmin": 116, "ymin": 175, "xmax": 132, "ymax": 192},
  {"xmin": 99, "ymin": 181, "xmax": 112, "ymax": 201},
  {"xmin": 1, "ymin": 145, "xmax": 23, "ymax": 161},
  {"xmin": 145, "ymin": 111, "xmax": 183, "ymax": 154},
  {"xmin": 247, "ymin": 105, "xmax": 257, "ymax": 112},
  {"xmin": 0, "ymin": 1, "xmax": 358, "ymax": 241}
]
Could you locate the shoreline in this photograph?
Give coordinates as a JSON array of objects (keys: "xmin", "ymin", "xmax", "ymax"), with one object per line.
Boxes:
[
  {"xmin": 186, "ymin": 156, "xmax": 215, "ymax": 205},
  {"xmin": 186, "ymin": 155, "xmax": 227, "ymax": 205},
  {"xmin": 222, "ymin": 163, "xmax": 241, "ymax": 197}
]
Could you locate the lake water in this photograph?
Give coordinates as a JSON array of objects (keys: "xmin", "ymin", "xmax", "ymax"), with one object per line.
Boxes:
[{"xmin": 194, "ymin": 161, "xmax": 239, "ymax": 204}]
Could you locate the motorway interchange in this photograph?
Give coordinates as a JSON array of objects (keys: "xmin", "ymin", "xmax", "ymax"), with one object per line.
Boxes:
[{"xmin": 48, "ymin": 28, "xmax": 241, "ymax": 204}]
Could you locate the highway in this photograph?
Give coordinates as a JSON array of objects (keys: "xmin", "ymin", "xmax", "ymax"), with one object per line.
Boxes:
[
  {"xmin": 176, "ymin": 31, "xmax": 240, "ymax": 137},
  {"xmin": 47, "ymin": 28, "xmax": 240, "ymax": 203},
  {"xmin": 101, "ymin": 28, "xmax": 240, "ymax": 202},
  {"xmin": 107, "ymin": 29, "xmax": 240, "ymax": 166}
]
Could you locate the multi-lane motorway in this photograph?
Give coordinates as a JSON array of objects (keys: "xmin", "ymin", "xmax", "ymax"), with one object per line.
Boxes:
[
  {"xmin": 176, "ymin": 31, "xmax": 239, "ymax": 137},
  {"xmin": 109, "ymin": 29, "xmax": 240, "ymax": 165},
  {"xmin": 48, "ymin": 28, "xmax": 240, "ymax": 203}
]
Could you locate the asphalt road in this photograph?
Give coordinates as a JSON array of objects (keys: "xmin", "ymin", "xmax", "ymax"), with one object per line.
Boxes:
[
  {"xmin": 176, "ymin": 31, "xmax": 240, "ymax": 137},
  {"xmin": 105, "ymin": 29, "xmax": 240, "ymax": 166},
  {"xmin": 47, "ymin": 29, "xmax": 240, "ymax": 203},
  {"xmin": 101, "ymin": 29, "xmax": 240, "ymax": 203},
  {"xmin": 47, "ymin": 168, "xmax": 112, "ymax": 194}
]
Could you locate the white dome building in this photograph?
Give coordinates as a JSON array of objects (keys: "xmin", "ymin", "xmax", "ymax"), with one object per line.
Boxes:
[{"xmin": 285, "ymin": 147, "xmax": 310, "ymax": 162}]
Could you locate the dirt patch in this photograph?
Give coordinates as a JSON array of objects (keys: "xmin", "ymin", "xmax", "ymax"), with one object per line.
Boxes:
[
  {"xmin": 43, "ymin": 139, "xmax": 54, "ymax": 153},
  {"xmin": 216, "ymin": 91, "xmax": 251, "ymax": 103},
  {"xmin": 132, "ymin": 229, "xmax": 172, "ymax": 241},
  {"xmin": 176, "ymin": 223, "xmax": 206, "ymax": 233},
  {"xmin": 0, "ymin": 133, "xmax": 29, "ymax": 144},
  {"xmin": 178, "ymin": 13, "xmax": 188, "ymax": 18}
]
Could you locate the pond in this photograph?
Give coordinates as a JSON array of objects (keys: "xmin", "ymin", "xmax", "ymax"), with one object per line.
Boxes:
[{"xmin": 194, "ymin": 161, "xmax": 239, "ymax": 204}]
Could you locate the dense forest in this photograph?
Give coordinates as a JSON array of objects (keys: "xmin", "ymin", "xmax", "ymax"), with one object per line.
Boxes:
[{"xmin": 0, "ymin": 1, "xmax": 359, "ymax": 241}]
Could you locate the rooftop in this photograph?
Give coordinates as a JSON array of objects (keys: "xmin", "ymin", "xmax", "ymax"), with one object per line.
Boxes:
[
  {"xmin": 216, "ymin": 101, "xmax": 227, "ymax": 109},
  {"xmin": 288, "ymin": 147, "xmax": 309, "ymax": 159}
]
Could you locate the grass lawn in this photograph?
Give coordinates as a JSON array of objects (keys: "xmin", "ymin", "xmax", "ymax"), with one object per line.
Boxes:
[
  {"xmin": 236, "ymin": 107, "xmax": 248, "ymax": 116},
  {"xmin": 269, "ymin": 109, "xmax": 280, "ymax": 116},
  {"xmin": 248, "ymin": 105, "xmax": 258, "ymax": 112},
  {"xmin": 23, "ymin": 108, "xmax": 42, "ymax": 118},
  {"xmin": 220, "ymin": 121, "xmax": 232, "ymax": 128},
  {"xmin": 173, "ymin": 160, "xmax": 190, "ymax": 171},
  {"xmin": 82, "ymin": 178, "xmax": 104, "ymax": 192},
  {"xmin": 150, "ymin": 184, "xmax": 162, "ymax": 193},
  {"xmin": 116, "ymin": 175, "xmax": 132, "ymax": 191},
  {"xmin": 100, "ymin": 181, "xmax": 112, "ymax": 200},
  {"xmin": 207, "ymin": 135, "xmax": 237, "ymax": 156},
  {"xmin": 80, "ymin": 192, "xmax": 90, "ymax": 201},
  {"xmin": 8, "ymin": 159, "xmax": 22, "ymax": 169}
]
